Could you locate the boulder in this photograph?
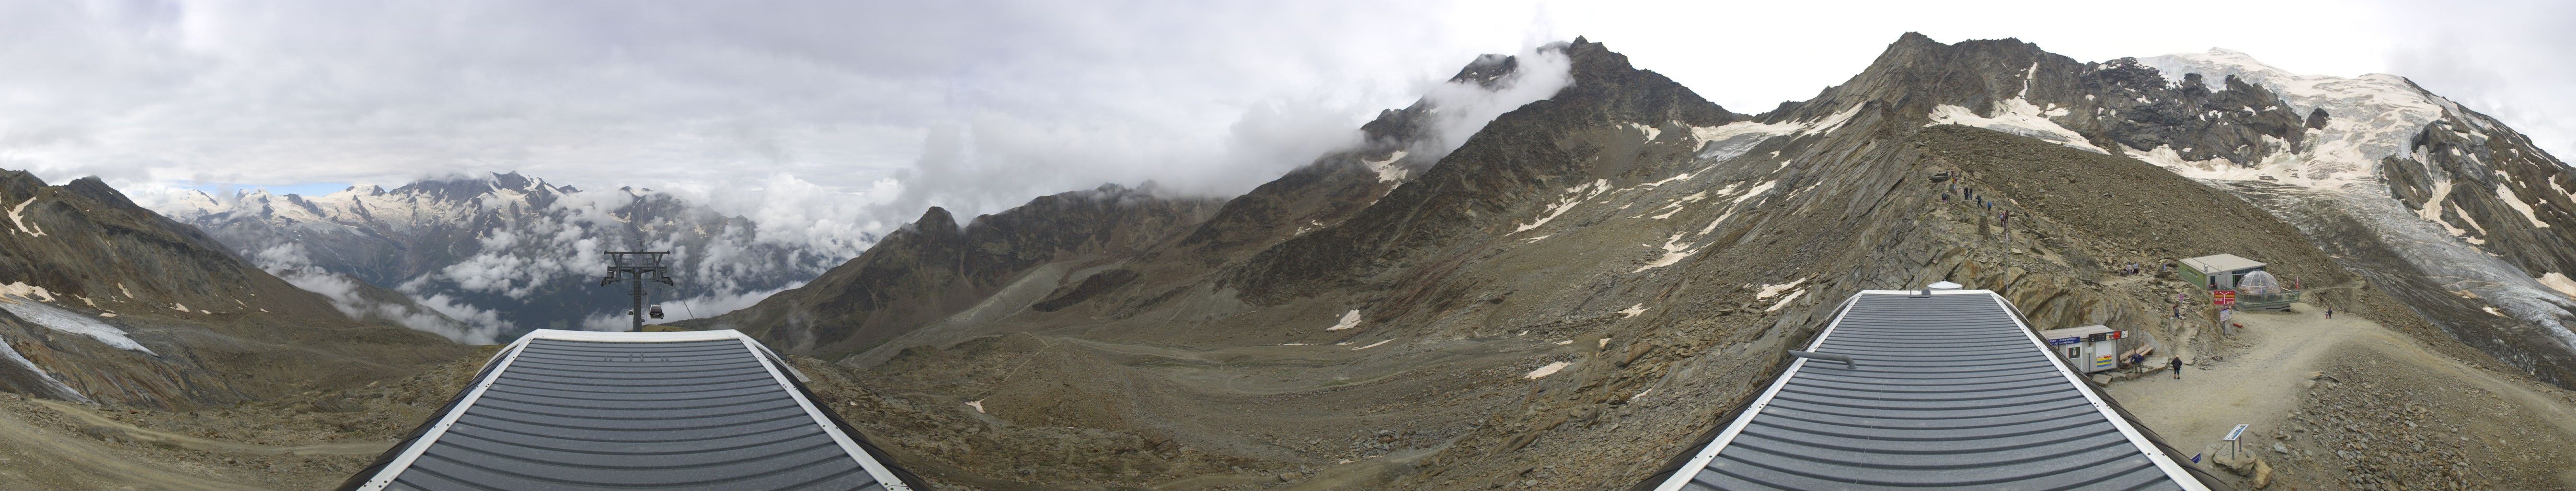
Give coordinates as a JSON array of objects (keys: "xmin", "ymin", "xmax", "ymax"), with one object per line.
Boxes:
[{"xmin": 2251, "ymin": 458, "xmax": 2272, "ymax": 489}]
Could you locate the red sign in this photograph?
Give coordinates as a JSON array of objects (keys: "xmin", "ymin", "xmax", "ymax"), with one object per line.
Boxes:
[{"xmin": 2213, "ymin": 290, "xmax": 2237, "ymax": 306}]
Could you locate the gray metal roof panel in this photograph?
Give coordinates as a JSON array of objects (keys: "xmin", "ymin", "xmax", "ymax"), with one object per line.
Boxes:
[
  {"xmin": 1653, "ymin": 290, "xmax": 2204, "ymax": 491},
  {"xmin": 352, "ymin": 330, "xmax": 915, "ymax": 491}
]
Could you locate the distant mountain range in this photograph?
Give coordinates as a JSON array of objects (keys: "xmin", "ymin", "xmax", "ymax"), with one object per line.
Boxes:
[
  {"xmin": 159, "ymin": 172, "xmax": 876, "ymax": 343},
  {"xmin": 0, "ymin": 169, "xmax": 464, "ymax": 408}
]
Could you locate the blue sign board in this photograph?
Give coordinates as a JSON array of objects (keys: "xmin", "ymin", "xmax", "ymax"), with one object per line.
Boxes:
[{"xmin": 2046, "ymin": 337, "xmax": 2082, "ymax": 346}]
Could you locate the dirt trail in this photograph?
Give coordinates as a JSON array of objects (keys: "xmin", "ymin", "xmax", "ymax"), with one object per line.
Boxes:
[
  {"xmin": 2109, "ymin": 302, "xmax": 2576, "ymax": 459},
  {"xmin": 1052, "ymin": 335, "xmax": 1578, "ymax": 396},
  {"xmin": 30, "ymin": 398, "xmax": 394, "ymax": 456},
  {"xmin": 0, "ymin": 397, "xmax": 279, "ymax": 491}
]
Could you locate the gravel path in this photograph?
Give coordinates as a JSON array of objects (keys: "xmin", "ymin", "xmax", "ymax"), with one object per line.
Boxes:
[
  {"xmin": 2109, "ymin": 302, "xmax": 2576, "ymax": 488},
  {"xmin": 2109, "ymin": 303, "xmax": 2384, "ymax": 456}
]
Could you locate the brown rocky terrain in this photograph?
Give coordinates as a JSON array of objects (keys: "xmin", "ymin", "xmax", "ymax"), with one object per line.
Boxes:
[
  {"xmin": 656, "ymin": 35, "xmax": 2576, "ymax": 491},
  {"xmin": 0, "ymin": 345, "xmax": 497, "ymax": 490}
]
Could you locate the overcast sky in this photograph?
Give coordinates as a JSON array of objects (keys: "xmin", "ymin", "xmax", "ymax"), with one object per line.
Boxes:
[{"xmin": 1, "ymin": 0, "xmax": 2566, "ymax": 230}]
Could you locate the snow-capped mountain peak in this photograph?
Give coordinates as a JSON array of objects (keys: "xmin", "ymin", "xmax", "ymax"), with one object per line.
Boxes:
[
  {"xmin": 2135, "ymin": 48, "xmax": 2459, "ymax": 190},
  {"xmin": 163, "ymin": 173, "xmax": 880, "ymax": 342}
]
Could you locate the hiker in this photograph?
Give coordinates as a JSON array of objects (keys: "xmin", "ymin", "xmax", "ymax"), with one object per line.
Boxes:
[
  {"xmin": 2325, "ymin": 307, "xmax": 2333, "ymax": 319},
  {"xmin": 2170, "ymin": 356, "xmax": 2183, "ymax": 379}
]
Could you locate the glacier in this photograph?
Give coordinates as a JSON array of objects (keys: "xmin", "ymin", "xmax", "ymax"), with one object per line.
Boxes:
[{"xmin": 2138, "ymin": 48, "xmax": 2576, "ymax": 351}]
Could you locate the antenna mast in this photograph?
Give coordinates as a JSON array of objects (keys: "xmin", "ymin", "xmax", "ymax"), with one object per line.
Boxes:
[{"xmin": 599, "ymin": 242, "xmax": 675, "ymax": 331}]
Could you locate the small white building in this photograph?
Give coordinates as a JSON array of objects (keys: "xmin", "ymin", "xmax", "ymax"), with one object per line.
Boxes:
[
  {"xmin": 2179, "ymin": 254, "xmax": 2266, "ymax": 291},
  {"xmin": 2038, "ymin": 325, "xmax": 2127, "ymax": 374}
]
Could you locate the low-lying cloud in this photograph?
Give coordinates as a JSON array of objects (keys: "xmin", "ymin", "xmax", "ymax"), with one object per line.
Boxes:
[
  {"xmin": 251, "ymin": 243, "xmax": 502, "ymax": 344},
  {"xmin": 1412, "ymin": 46, "xmax": 1576, "ymax": 160}
]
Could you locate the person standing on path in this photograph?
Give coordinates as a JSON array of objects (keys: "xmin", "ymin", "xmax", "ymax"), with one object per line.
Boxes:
[
  {"xmin": 2325, "ymin": 307, "xmax": 2333, "ymax": 319},
  {"xmin": 2169, "ymin": 356, "xmax": 2183, "ymax": 379}
]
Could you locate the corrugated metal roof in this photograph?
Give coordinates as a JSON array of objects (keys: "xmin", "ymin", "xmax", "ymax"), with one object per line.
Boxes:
[
  {"xmin": 2181, "ymin": 254, "xmax": 2265, "ymax": 274},
  {"xmin": 348, "ymin": 330, "xmax": 919, "ymax": 491},
  {"xmin": 1650, "ymin": 290, "xmax": 2207, "ymax": 491}
]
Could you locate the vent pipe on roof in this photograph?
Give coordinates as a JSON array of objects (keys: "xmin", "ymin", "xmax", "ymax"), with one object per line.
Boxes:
[{"xmin": 1788, "ymin": 350, "xmax": 1856, "ymax": 368}]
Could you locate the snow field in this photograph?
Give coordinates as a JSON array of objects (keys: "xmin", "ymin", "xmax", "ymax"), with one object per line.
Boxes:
[{"xmin": 0, "ymin": 293, "xmax": 154, "ymax": 355}]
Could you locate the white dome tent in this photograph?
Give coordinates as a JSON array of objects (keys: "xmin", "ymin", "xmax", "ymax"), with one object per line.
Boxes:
[
  {"xmin": 2230, "ymin": 269, "xmax": 2302, "ymax": 310},
  {"xmin": 2236, "ymin": 270, "xmax": 2283, "ymax": 294}
]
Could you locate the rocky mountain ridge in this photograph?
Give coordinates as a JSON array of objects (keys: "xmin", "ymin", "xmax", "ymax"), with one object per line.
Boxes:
[
  {"xmin": 682, "ymin": 184, "xmax": 1226, "ymax": 357},
  {"xmin": 686, "ymin": 47, "xmax": 1579, "ymax": 361}
]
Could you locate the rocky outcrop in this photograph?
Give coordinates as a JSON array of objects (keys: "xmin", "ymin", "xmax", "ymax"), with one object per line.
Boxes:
[{"xmin": 2384, "ymin": 103, "xmax": 2576, "ymax": 279}]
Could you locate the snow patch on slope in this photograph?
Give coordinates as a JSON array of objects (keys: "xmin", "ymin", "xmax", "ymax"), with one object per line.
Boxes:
[
  {"xmin": 6, "ymin": 197, "xmax": 43, "ymax": 237},
  {"xmin": 1629, "ymin": 122, "xmax": 1661, "ymax": 141},
  {"xmin": 2494, "ymin": 183, "xmax": 2550, "ymax": 228},
  {"xmin": 1927, "ymin": 99, "xmax": 2107, "ymax": 154},
  {"xmin": 1764, "ymin": 288, "xmax": 1808, "ymax": 312},
  {"xmin": 1631, "ymin": 180, "xmax": 1782, "ymax": 273},
  {"xmin": 1523, "ymin": 361, "xmax": 1569, "ymax": 379},
  {"xmin": 1515, "ymin": 179, "xmax": 1610, "ymax": 233},
  {"xmin": 0, "ymin": 295, "xmax": 153, "ymax": 355},
  {"xmin": 1756, "ymin": 278, "xmax": 1808, "ymax": 300},
  {"xmin": 1633, "ymin": 232, "xmax": 1698, "ymax": 272},
  {"xmin": 1327, "ymin": 310, "xmax": 1363, "ymax": 331},
  {"xmin": 1640, "ymin": 192, "xmax": 1707, "ymax": 220},
  {"xmin": 1689, "ymin": 180, "xmax": 1778, "ymax": 236},
  {"xmin": 1362, "ymin": 151, "xmax": 1411, "ymax": 183},
  {"xmin": 1685, "ymin": 104, "xmax": 1865, "ymax": 163},
  {"xmin": 2540, "ymin": 273, "xmax": 2576, "ymax": 299},
  {"xmin": 0, "ymin": 282, "xmax": 54, "ymax": 303}
]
